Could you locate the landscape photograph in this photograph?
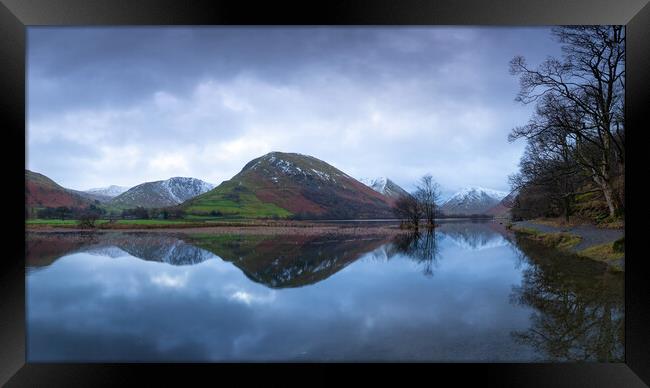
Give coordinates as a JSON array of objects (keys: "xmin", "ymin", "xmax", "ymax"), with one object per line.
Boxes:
[{"xmin": 26, "ymin": 26, "xmax": 625, "ymax": 362}]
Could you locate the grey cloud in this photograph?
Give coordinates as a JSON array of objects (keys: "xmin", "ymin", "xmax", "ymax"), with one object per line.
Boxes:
[{"xmin": 27, "ymin": 27, "xmax": 560, "ymax": 192}]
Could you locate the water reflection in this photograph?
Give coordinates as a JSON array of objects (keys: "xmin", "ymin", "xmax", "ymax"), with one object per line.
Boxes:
[
  {"xmin": 26, "ymin": 232, "xmax": 214, "ymax": 267},
  {"xmin": 27, "ymin": 229, "xmax": 446, "ymax": 285},
  {"xmin": 509, "ymin": 236, "xmax": 624, "ymax": 361},
  {"xmin": 437, "ymin": 222, "xmax": 511, "ymax": 251},
  {"xmin": 25, "ymin": 221, "xmax": 623, "ymax": 361},
  {"xmin": 191, "ymin": 234, "xmax": 393, "ymax": 288},
  {"xmin": 392, "ymin": 231, "xmax": 440, "ymax": 277}
]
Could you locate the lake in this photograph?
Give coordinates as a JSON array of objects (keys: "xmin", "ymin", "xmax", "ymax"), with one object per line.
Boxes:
[{"xmin": 25, "ymin": 220, "xmax": 624, "ymax": 362}]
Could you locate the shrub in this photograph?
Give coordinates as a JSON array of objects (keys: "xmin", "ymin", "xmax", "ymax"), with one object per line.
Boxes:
[
  {"xmin": 77, "ymin": 212, "xmax": 99, "ymax": 228},
  {"xmin": 613, "ymin": 237, "xmax": 625, "ymax": 253}
]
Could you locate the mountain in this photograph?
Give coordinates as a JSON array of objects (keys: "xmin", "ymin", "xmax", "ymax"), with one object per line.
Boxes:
[
  {"xmin": 184, "ymin": 151, "xmax": 395, "ymax": 219},
  {"xmin": 85, "ymin": 185, "xmax": 129, "ymax": 198},
  {"xmin": 486, "ymin": 189, "xmax": 519, "ymax": 218},
  {"xmin": 440, "ymin": 186, "xmax": 508, "ymax": 216},
  {"xmin": 358, "ymin": 177, "xmax": 410, "ymax": 201},
  {"xmin": 25, "ymin": 170, "xmax": 93, "ymax": 212},
  {"xmin": 110, "ymin": 177, "xmax": 214, "ymax": 209}
]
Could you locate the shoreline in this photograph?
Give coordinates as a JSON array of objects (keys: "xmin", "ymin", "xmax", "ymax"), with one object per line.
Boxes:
[
  {"xmin": 25, "ymin": 218, "xmax": 496, "ymax": 235},
  {"xmin": 25, "ymin": 224, "xmax": 410, "ymax": 237},
  {"xmin": 510, "ymin": 219, "xmax": 624, "ymax": 271}
]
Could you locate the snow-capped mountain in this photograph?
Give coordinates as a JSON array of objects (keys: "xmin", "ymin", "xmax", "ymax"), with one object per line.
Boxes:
[
  {"xmin": 84, "ymin": 185, "xmax": 130, "ymax": 198},
  {"xmin": 358, "ymin": 177, "xmax": 410, "ymax": 200},
  {"xmin": 440, "ymin": 186, "xmax": 509, "ymax": 216},
  {"xmin": 110, "ymin": 177, "xmax": 214, "ymax": 208}
]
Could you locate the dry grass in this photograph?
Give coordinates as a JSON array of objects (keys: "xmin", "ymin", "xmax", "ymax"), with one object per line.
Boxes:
[
  {"xmin": 512, "ymin": 226, "xmax": 582, "ymax": 251},
  {"xmin": 533, "ymin": 216, "xmax": 593, "ymax": 228},
  {"xmin": 26, "ymin": 223, "xmax": 408, "ymax": 237},
  {"xmin": 578, "ymin": 242, "xmax": 624, "ymax": 262},
  {"xmin": 597, "ymin": 219, "xmax": 625, "ymax": 229}
]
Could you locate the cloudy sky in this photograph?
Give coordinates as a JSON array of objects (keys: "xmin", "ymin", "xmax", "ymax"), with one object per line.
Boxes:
[{"xmin": 27, "ymin": 27, "xmax": 561, "ymax": 196}]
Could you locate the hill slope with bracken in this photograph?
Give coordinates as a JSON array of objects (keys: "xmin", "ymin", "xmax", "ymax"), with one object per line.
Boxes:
[
  {"xmin": 184, "ymin": 152, "xmax": 395, "ymax": 219},
  {"xmin": 486, "ymin": 189, "xmax": 519, "ymax": 218},
  {"xmin": 25, "ymin": 170, "xmax": 94, "ymax": 210}
]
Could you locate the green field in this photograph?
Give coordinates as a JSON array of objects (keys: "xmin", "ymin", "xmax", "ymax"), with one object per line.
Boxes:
[
  {"xmin": 26, "ymin": 219, "xmax": 82, "ymax": 226},
  {"xmin": 184, "ymin": 180, "xmax": 292, "ymax": 218}
]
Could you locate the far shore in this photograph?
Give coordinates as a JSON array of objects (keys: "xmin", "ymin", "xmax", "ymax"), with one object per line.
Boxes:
[
  {"xmin": 25, "ymin": 217, "xmax": 496, "ymax": 235},
  {"xmin": 25, "ymin": 222, "xmax": 410, "ymax": 236}
]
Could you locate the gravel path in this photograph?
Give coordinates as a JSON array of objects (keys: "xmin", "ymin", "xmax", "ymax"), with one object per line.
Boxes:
[{"xmin": 513, "ymin": 220, "xmax": 624, "ymax": 252}]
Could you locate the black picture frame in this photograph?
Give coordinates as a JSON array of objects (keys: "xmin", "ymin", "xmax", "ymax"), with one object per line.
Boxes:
[{"xmin": 1, "ymin": 0, "xmax": 649, "ymax": 386}]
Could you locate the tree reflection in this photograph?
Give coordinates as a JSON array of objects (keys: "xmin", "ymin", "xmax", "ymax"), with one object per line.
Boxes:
[
  {"xmin": 510, "ymin": 237, "xmax": 624, "ymax": 361},
  {"xmin": 392, "ymin": 230, "xmax": 440, "ymax": 277}
]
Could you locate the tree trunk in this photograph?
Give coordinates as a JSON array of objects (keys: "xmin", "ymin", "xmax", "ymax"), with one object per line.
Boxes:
[
  {"xmin": 599, "ymin": 179, "xmax": 618, "ymax": 218},
  {"xmin": 564, "ymin": 196, "xmax": 570, "ymax": 223}
]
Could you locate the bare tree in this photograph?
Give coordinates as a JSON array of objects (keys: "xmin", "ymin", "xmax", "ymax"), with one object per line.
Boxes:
[
  {"xmin": 393, "ymin": 194, "xmax": 422, "ymax": 231},
  {"xmin": 415, "ymin": 174, "xmax": 441, "ymax": 228},
  {"xmin": 509, "ymin": 26, "xmax": 625, "ymax": 218},
  {"xmin": 509, "ymin": 111, "xmax": 589, "ymax": 222}
]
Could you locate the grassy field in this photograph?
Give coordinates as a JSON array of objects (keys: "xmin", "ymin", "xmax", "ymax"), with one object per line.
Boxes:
[
  {"xmin": 183, "ymin": 180, "xmax": 293, "ymax": 218},
  {"xmin": 184, "ymin": 194, "xmax": 292, "ymax": 218},
  {"xmin": 26, "ymin": 219, "xmax": 82, "ymax": 226}
]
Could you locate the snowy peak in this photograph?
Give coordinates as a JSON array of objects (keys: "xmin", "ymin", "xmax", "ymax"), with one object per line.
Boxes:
[
  {"xmin": 441, "ymin": 186, "xmax": 508, "ymax": 215},
  {"xmin": 84, "ymin": 185, "xmax": 129, "ymax": 198},
  {"xmin": 243, "ymin": 151, "xmax": 351, "ymax": 184},
  {"xmin": 161, "ymin": 177, "xmax": 215, "ymax": 203},
  {"xmin": 359, "ymin": 177, "xmax": 388, "ymax": 192},
  {"xmin": 110, "ymin": 177, "xmax": 214, "ymax": 208},
  {"xmin": 444, "ymin": 187, "xmax": 508, "ymax": 203},
  {"xmin": 358, "ymin": 177, "xmax": 409, "ymax": 199}
]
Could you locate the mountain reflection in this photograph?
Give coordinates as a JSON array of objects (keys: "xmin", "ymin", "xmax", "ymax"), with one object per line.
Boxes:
[
  {"xmin": 190, "ymin": 234, "xmax": 393, "ymax": 288},
  {"xmin": 436, "ymin": 221, "xmax": 511, "ymax": 251},
  {"xmin": 509, "ymin": 236, "xmax": 624, "ymax": 361},
  {"xmin": 27, "ymin": 222, "xmax": 516, "ymax": 288},
  {"xmin": 26, "ymin": 232, "xmax": 396, "ymax": 288},
  {"xmin": 26, "ymin": 232, "xmax": 214, "ymax": 267}
]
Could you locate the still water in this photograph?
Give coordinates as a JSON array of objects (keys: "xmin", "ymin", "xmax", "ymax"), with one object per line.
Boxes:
[{"xmin": 26, "ymin": 221, "xmax": 623, "ymax": 362}]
